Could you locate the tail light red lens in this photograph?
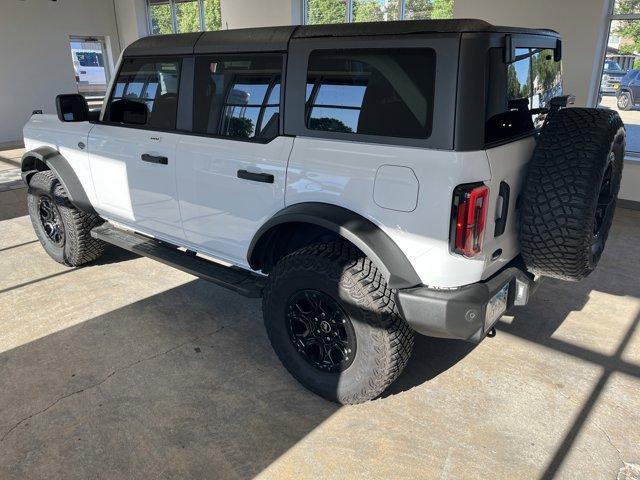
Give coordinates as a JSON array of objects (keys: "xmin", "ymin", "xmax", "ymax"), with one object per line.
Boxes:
[{"xmin": 451, "ymin": 184, "xmax": 490, "ymax": 258}]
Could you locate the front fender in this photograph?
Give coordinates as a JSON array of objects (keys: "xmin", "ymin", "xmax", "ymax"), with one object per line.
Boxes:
[
  {"xmin": 248, "ymin": 202, "xmax": 422, "ymax": 290},
  {"xmin": 21, "ymin": 146, "xmax": 96, "ymax": 214}
]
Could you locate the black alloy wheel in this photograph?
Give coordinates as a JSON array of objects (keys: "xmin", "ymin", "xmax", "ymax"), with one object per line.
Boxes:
[
  {"xmin": 286, "ymin": 289, "xmax": 356, "ymax": 373},
  {"xmin": 38, "ymin": 195, "xmax": 65, "ymax": 246},
  {"xmin": 592, "ymin": 152, "xmax": 615, "ymax": 264}
]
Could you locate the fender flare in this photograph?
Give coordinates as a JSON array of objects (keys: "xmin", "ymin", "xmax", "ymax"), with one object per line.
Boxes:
[
  {"xmin": 21, "ymin": 146, "xmax": 96, "ymax": 214},
  {"xmin": 248, "ymin": 202, "xmax": 422, "ymax": 290}
]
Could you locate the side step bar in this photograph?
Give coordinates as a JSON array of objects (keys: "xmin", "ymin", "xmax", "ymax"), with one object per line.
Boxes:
[{"xmin": 91, "ymin": 224, "xmax": 265, "ymax": 298}]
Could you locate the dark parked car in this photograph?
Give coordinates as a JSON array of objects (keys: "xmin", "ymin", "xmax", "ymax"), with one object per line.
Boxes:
[
  {"xmin": 616, "ymin": 68, "xmax": 640, "ymax": 110},
  {"xmin": 601, "ymin": 60, "xmax": 627, "ymax": 94}
]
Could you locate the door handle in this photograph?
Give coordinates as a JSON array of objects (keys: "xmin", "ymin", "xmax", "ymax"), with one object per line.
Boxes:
[
  {"xmin": 237, "ymin": 169, "xmax": 274, "ymax": 184},
  {"xmin": 141, "ymin": 154, "xmax": 168, "ymax": 165}
]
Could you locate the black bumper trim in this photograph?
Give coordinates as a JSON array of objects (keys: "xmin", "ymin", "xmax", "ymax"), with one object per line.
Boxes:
[{"xmin": 396, "ymin": 263, "xmax": 538, "ymax": 343}]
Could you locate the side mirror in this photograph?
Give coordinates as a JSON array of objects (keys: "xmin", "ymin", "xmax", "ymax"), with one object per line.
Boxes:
[
  {"xmin": 109, "ymin": 99, "xmax": 148, "ymax": 125},
  {"xmin": 56, "ymin": 94, "xmax": 89, "ymax": 122}
]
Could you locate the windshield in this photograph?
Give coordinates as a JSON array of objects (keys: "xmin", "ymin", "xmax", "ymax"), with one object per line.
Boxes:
[
  {"xmin": 604, "ymin": 60, "xmax": 622, "ymax": 71},
  {"xmin": 485, "ymin": 47, "xmax": 562, "ymax": 145}
]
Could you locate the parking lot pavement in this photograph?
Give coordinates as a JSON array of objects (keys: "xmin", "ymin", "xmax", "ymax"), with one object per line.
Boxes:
[
  {"xmin": 1, "ymin": 208, "xmax": 640, "ymax": 479},
  {"xmin": 599, "ymin": 96, "xmax": 640, "ymax": 153}
]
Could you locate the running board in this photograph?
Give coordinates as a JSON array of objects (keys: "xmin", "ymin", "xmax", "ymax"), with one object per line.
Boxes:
[{"xmin": 91, "ymin": 224, "xmax": 265, "ymax": 298}]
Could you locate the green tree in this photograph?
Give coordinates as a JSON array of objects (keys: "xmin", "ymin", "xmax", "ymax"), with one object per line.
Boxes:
[
  {"xmin": 307, "ymin": 0, "xmax": 453, "ymax": 24},
  {"xmin": 507, "ymin": 64, "xmax": 521, "ymax": 100},
  {"xmin": 431, "ymin": 0, "xmax": 453, "ymax": 19},
  {"xmin": 176, "ymin": 1, "xmax": 201, "ymax": 33},
  {"xmin": 204, "ymin": 0, "xmax": 222, "ymax": 30},
  {"xmin": 614, "ymin": 0, "xmax": 640, "ymax": 54},
  {"xmin": 307, "ymin": 0, "xmax": 348, "ymax": 24},
  {"xmin": 149, "ymin": 3, "xmax": 172, "ymax": 35},
  {"xmin": 149, "ymin": 0, "xmax": 221, "ymax": 35},
  {"xmin": 402, "ymin": 0, "xmax": 453, "ymax": 20},
  {"xmin": 353, "ymin": 0, "xmax": 385, "ymax": 22}
]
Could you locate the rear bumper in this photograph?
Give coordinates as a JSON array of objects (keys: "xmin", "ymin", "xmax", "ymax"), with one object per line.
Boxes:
[{"xmin": 396, "ymin": 262, "xmax": 539, "ymax": 343}]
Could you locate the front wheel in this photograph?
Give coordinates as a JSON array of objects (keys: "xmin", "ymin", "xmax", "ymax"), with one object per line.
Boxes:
[
  {"xmin": 617, "ymin": 92, "xmax": 632, "ymax": 111},
  {"xmin": 262, "ymin": 241, "xmax": 414, "ymax": 404},
  {"xmin": 27, "ymin": 171, "xmax": 105, "ymax": 266}
]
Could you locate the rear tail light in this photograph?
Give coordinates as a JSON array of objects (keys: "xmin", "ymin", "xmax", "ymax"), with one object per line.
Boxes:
[{"xmin": 451, "ymin": 183, "xmax": 490, "ymax": 258}]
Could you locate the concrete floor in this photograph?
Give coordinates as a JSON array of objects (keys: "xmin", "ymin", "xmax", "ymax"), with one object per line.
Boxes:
[{"xmin": 1, "ymin": 192, "xmax": 639, "ymax": 479}]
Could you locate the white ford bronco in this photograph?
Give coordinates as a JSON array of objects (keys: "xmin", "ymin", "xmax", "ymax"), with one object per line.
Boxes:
[{"xmin": 22, "ymin": 19, "xmax": 625, "ymax": 404}]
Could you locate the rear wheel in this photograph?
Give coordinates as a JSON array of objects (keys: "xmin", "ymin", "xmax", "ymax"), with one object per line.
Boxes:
[
  {"xmin": 263, "ymin": 241, "xmax": 414, "ymax": 404},
  {"xmin": 617, "ymin": 92, "xmax": 632, "ymax": 111},
  {"xmin": 27, "ymin": 171, "xmax": 105, "ymax": 266}
]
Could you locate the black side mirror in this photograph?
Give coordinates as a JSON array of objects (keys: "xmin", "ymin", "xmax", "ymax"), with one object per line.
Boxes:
[
  {"xmin": 109, "ymin": 99, "xmax": 148, "ymax": 125},
  {"xmin": 56, "ymin": 94, "xmax": 89, "ymax": 122}
]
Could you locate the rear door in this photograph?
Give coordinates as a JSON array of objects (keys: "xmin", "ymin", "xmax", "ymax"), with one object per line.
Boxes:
[
  {"xmin": 174, "ymin": 53, "xmax": 292, "ymax": 266},
  {"xmin": 88, "ymin": 56, "xmax": 186, "ymax": 242},
  {"xmin": 629, "ymin": 70, "xmax": 640, "ymax": 101}
]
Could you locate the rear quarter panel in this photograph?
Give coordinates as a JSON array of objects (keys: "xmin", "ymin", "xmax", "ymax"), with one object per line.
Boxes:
[{"xmin": 286, "ymin": 137, "xmax": 494, "ymax": 288}]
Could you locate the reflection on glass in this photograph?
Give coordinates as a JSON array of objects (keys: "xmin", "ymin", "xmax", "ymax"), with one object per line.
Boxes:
[
  {"xmin": 507, "ymin": 48, "xmax": 531, "ymax": 101},
  {"xmin": 309, "ymin": 106, "xmax": 358, "ymax": 132},
  {"xmin": 222, "ymin": 106, "xmax": 260, "ymax": 138},
  {"xmin": 315, "ymin": 84, "xmax": 367, "ymax": 107}
]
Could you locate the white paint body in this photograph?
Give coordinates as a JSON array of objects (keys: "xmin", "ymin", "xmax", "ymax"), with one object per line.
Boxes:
[{"xmin": 23, "ymin": 114, "xmax": 534, "ymax": 288}]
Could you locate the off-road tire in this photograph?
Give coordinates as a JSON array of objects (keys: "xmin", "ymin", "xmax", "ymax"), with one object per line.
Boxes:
[
  {"xmin": 519, "ymin": 107, "xmax": 625, "ymax": 281},
  {"xmin": 27, "ymin": 171, "xmax": 105, "ymax": 266},
  {"xmin": 263, "ymin": 241, "xmax": 414, "ymax": 404}
]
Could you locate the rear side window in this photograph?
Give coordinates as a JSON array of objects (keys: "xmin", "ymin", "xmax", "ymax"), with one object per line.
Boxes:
[
  {"xmin": 485, "ymin": 47, "xmax": 562, "ymax": 144},
  {"xmin": 106, "ymin": 57, "xmax": 181, "ymax": 130},
  {"xmin": 305, "ymin": 48, "xmax": 436, "ymax": 139},
  {"xmin": 192, "ymin": 54, "xmax": 282, "ymax": 140}
]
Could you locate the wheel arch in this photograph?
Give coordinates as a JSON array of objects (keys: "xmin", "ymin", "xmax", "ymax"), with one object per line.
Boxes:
[
  {"xmin": 21, "ymin": 146, "xmax": 96, "ymax": 214},
  {"xmin": 248, "ymin": 202, "xmax": 422, "ymax": 290}
]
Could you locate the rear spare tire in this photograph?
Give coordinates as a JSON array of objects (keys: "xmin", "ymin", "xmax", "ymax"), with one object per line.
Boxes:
[{"xmin": 520, "ymin": 107, "xmax": 625, "ymax": 281}]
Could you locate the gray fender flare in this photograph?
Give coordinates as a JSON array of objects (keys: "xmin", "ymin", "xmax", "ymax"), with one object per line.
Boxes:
[
  {"xmin": 21, "ymin": 146, "xmax": 96, "ymax": 214},
  {"xmin": 247, "ymin": 202, "xmax": 422, "ymax": 290}
]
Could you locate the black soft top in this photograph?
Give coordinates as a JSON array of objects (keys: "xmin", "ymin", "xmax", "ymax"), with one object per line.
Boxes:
[{"xmin": 123, "ymin": 19, "xmax": 559, "ymax": 57}]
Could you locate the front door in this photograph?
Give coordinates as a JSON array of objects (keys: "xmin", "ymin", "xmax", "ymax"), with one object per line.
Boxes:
[
  {"xmin": 175, "ymin": 53, "xmax": 292, "ymax": 266},
  {"xmin": 89, "ymin": 56, "xmax": 186, "ymax": 242}
]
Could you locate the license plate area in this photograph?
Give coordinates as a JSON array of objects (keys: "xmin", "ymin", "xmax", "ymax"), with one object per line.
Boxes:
[{"xmin": 485, "ymin": 283, "xmax": 509, "ymax": 331}]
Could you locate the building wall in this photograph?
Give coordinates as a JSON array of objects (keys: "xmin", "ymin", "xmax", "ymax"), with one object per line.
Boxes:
[
  {"xmin": 0, "ymin": 0, "xmax": 122, "ymax": 144},
  {"xmin": 620, "ymin": 161, "xmax": 640, "ymax": 205},
  {"xmin": 454, "ymin": 0, "xmax": 610, "ymax": 107},
  {"xmin": 114, "ymin": 0, "xmax": 149, "ymax": 49}
]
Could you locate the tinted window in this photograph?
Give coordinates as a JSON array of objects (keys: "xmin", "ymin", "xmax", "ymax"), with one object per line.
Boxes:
[
  {"xmin": 305, "ymin": 49, "xmax": 436, "ymax": 138},
  {"xmin": 485, "ymin": 47, "xmax": 562, "ymax": 144},
  {"xmin": 106, "ymin": 57, "xmax": 181, "ymax": 130},
  {"xmin": 193, "ymin": 55, "xmax": 282, "ymax": 140}
]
